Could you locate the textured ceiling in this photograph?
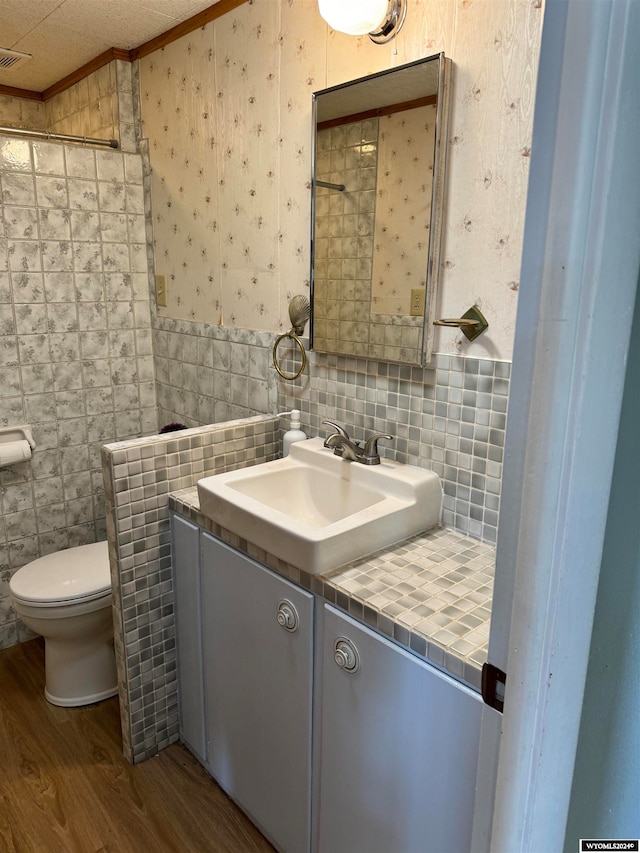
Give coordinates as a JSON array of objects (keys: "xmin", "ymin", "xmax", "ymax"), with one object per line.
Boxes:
[
  {"xmin": 316, "ymin": 58, "xmax": 441, "ymax": 122},
  {"xmin": 0, "ymin": 0, "xmax": 218, "ymax": 91}
]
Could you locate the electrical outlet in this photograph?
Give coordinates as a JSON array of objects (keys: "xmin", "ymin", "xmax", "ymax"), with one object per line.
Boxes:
[
  {"xmin": 410, "ymin": 288, "xmax": 425, "ymax": 316},
  {"xmin": 156, "ymin": 274, "xmax": 168, "ymax": 307}
]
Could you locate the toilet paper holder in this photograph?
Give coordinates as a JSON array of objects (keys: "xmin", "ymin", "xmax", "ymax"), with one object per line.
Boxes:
[{"xmin": 0, "ymin": 425, "xmax": 37, "ymax": 450}]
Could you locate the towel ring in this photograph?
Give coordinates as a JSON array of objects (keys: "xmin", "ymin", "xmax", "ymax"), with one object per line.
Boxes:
[{"xmin": 273, "ymin": 330, "xmax": 307, "ymax": 380}]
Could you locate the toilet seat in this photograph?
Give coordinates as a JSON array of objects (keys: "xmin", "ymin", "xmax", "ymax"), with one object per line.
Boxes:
[{"xmin": 10, "ymin": 541, "xmax": 111, "ymax": 608}]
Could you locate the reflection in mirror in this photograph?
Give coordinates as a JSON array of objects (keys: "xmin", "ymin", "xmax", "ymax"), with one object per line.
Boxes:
[{"xmin": 310, "ymin": 54, "xmax": 450, "ymax": 366}]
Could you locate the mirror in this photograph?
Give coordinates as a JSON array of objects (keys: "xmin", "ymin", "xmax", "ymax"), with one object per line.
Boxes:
[{"xmin": 310, "ymin": 53, "xmax": 450, "ymax": 366}]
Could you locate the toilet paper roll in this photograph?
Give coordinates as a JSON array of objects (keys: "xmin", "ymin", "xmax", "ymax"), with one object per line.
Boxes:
[{"xmin": 0, "ymin": 440, "xmax": 32, "ymax": 467}]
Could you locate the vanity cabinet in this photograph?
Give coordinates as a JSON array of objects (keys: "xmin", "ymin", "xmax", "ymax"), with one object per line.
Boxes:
[
  {"xmin": 314, "ymin": 605, "xmax": 482, "ymax": 853},
  {"xmin": 201, "ymin": 532, "xmax": 314, "ymax": 853},
  {"xmin": 171, "ymin": 513, "xmax": 483, "ymax": 853},
  {"xmin": 171, "ymin": 514, "xmax": 207, "ymax": 763}
]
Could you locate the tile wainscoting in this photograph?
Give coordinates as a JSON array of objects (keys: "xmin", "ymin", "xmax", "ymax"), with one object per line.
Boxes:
[
  {"xmin": 151, "ymin": 317, "xmax": 279, "ymax": 429},
  {"xmin": 148, "ymin": 319, "xmax": 510, "ymax": 545}
]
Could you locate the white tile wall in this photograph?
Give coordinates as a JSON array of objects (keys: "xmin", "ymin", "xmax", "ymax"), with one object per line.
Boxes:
[{"xmin": 0, "ymin": 137, "xmax": 155, "ymax": 650}]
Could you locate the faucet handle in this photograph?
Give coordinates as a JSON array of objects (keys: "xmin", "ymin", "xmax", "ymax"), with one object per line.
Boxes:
[
  {"xmin": 322, "ymin": 420, "xmax": 350, "ymax": 447},
  {"xmin": 363, "ymin": 433, "xmax": 393, "ymax": 464}
]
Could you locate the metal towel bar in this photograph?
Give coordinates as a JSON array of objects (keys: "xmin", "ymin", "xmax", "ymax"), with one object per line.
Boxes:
[{"xmin": 433, "ymin": 305, "xmax": 489, "ymax": 341}]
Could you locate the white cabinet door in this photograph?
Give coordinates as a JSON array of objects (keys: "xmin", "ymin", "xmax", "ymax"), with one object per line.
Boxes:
[
  {"xmin": 202, "ymin": 533, "xmax": 314, "ymax": 853},
  {"xmin": 171, "ymin": 512, "xmax": 207, "ymax": 763},
  {"xmin": 316, "ymin": 604, "xmax": 482, "ymax": 853}
]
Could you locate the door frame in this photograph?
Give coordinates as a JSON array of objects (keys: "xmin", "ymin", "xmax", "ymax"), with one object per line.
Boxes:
[{"xmin": 471, "ymin": 0, "xmax": 640, "ymax": 849}]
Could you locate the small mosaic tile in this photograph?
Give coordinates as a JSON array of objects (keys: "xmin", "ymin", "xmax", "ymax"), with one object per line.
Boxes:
[
  {"xmin": 103, "ymin": 415, "xmax": 280, "ymax": 763},
  {"xmin": 151, "ymin": 318, "xmax": 279, "ymax": 430},
  {"xmin": 279, "ymin": 349, "xmax": 510, "ymax": 546},
  {"xmin": 148, "ymin": 318, "xmax": 508, "ymax": 550}
]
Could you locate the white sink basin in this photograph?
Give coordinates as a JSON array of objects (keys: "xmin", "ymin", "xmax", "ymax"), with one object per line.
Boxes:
[{"xmin": 197, "ymin": 437, "xmax": 442, "ymax": 575}]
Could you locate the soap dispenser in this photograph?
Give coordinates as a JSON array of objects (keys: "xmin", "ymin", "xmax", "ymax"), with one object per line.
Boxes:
[{"xmin": 282, "ymin": 410, "xmax": 307, "ymax": 456}]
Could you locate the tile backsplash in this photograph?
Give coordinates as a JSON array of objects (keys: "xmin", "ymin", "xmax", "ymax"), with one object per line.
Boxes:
[
  {"xmin": 278, "ymin": 346, "xmax": 509, "ymax": 545},
  {"xmin": 145, "ymin": 311, "xmax": 508, "ymax": 546}
]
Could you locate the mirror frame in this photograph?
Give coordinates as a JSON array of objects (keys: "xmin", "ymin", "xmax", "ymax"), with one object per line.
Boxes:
[{"xmin": 310, "ymin": 53, "xmax": 451, "ymax": 366}]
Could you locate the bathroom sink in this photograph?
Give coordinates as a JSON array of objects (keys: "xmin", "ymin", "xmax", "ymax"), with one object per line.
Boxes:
[{"xmin": 197, "ymin": 437, "xmax": 442, "ymax": 575}]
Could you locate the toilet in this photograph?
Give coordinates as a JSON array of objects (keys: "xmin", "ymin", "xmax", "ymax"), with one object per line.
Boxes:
[{"xmin": 9, "ymin": 541, "xmax": 118, "ymax": 707}]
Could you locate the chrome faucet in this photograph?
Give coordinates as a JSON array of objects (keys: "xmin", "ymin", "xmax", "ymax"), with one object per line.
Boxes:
[{"xmin": 322, "ymin": 421, "xmax": 393, "ymax": 466}]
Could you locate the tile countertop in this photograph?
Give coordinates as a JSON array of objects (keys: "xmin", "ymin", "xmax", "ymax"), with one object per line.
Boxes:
[{"xmin": 169, "ymin": 487, "xmax": 495, "ymax": 692}]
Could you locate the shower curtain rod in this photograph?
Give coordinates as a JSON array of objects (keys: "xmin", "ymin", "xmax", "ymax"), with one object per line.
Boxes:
[
  {"xmin": 0, "ymin": 125, "xmax": 118, "ymax": 148},
  {"xmin": 315, "ymin": 179, "xmax": 345, "ymax": 192}
]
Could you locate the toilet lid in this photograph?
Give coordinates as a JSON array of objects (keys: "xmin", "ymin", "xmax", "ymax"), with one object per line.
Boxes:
[{"xmin": 10, "ymin": 541, "xmax": 111, "ymax": 606}]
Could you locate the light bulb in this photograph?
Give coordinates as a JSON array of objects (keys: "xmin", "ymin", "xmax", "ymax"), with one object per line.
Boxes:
[{"xmin": 318, "ymin": 0, "xmax": 389, "ymax": 36}]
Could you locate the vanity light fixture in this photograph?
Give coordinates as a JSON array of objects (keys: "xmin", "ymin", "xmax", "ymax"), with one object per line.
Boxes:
[{"xmin": 318, "ymin": 0, "xmax": 407, "ymax": 44}]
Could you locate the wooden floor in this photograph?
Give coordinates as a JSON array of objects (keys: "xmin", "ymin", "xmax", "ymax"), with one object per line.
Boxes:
[{"xmin": 0, "ymin": 639, "xmax": 275, "ymax": 853}]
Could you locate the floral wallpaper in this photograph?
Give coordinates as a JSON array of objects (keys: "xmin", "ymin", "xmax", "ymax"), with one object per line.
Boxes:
[
  {"xmin": 372, "ymin": 105, "xmax": 436, "ymax": 315},
  {"xmin": 139, "ymin": 0, "xmax": 542, "ymax": 360}
]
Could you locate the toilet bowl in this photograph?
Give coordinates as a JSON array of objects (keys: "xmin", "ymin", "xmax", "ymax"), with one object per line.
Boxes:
[{"xmin": 9, "ymin": 541, "xmax": 118, "ymax": 707}]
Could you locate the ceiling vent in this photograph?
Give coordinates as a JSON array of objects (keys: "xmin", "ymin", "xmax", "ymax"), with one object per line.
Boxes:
[{"xmin": 0, "ymin": 48, "xmax": 33, "ymax": 71}]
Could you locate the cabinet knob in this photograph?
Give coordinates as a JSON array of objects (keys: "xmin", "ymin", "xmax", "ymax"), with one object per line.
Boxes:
[
  {"xmin": 277, "ymin": 600, "xmax": 299, "ymax": 632},
  {"xmin": 334, "ymin": 638, "xmax": 360, "ymax": 673}
]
